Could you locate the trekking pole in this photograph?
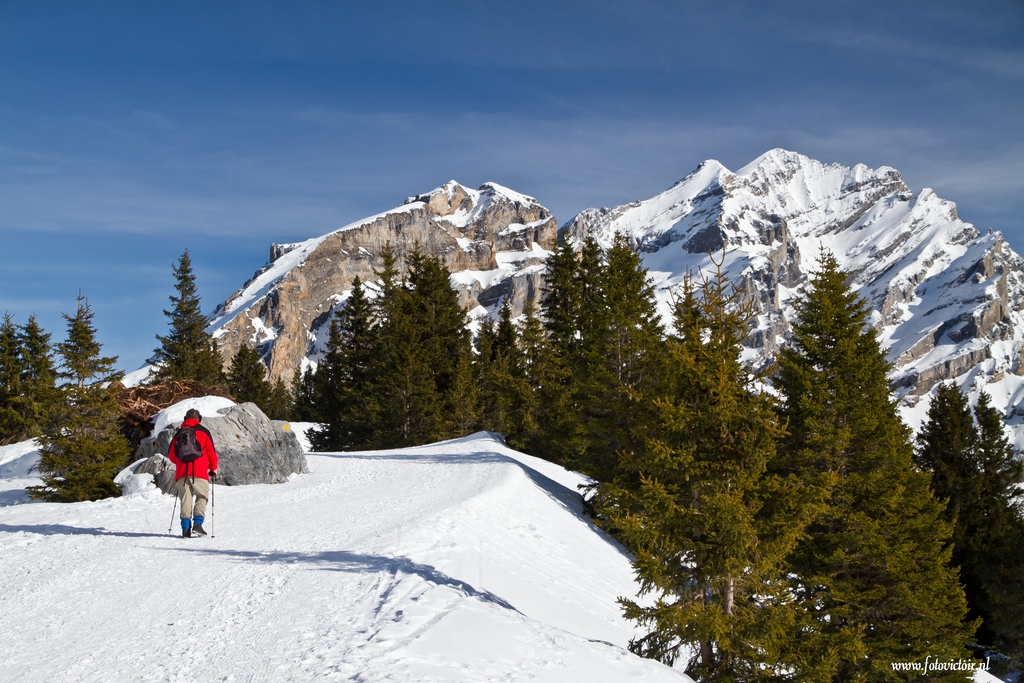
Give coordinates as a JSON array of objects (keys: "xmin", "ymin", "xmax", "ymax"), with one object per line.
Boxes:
[
  {"xmin": 167, "ymin": 492, "xmax": 178, "ymax": 534},
  {"xmin": 210, "ymin": 475, "xmax": 215, "ymax": 539}
]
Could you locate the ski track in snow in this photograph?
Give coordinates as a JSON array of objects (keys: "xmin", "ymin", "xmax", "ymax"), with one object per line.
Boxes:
[{"xmin": 0, "ymin": 434, "xmax": 693, "ymax": 682}]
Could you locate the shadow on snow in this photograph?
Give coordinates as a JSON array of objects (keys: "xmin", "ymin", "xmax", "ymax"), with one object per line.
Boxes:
[
  {"xmin": 0, "ymin": 523, "xmax": 171, "ymax": 539},
  {"xmin": 172, "ymin": 545, "xmax": 520, "ymax": 612}
]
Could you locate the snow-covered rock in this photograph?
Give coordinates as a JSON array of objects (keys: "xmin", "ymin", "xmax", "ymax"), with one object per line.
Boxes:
[
  {"xmin": 113, "ymin": 458, "xmax": 154, "ymax": 496},
  {"xmin": 136, "ymin": 399, "xmax": 307, "ymax": 492}
]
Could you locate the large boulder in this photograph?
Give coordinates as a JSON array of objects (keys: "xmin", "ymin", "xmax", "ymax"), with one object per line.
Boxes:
[{"xmin": 135, "ymin": 402, "xmax": 307, "ymax": 494}]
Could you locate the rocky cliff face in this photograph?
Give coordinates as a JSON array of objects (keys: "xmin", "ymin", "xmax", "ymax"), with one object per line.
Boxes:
[
  {"xmin": 563, "ymin": 148, "xmax": 1024, "ymax": 443},
  {"xmin": 208, "ymin": 181, "xmax": 557, "ymax": 381}
]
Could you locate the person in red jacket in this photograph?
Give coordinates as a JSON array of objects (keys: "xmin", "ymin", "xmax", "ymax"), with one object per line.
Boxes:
[{"xmin": 167, "ymin": 408, "xmax": 219, "ymax": 538}]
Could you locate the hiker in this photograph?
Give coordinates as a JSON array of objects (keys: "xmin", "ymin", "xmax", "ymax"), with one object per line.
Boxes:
[{"xmin": 167, "ymin": 408, "xmax": 219, "ymax": 538}]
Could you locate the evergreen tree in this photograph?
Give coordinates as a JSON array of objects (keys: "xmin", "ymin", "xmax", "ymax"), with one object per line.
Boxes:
[
  {"xmin": 537, "ymin": 232, "xmax": 664, "ymax": 479},
  {"xmin": 226, "ymin": 342, "xmax": 290, "ymax": 418},
  {"xmin": 227, "ymin": 344, "xmax": 271, "ymax": 406},
  {"xmin": 580, "ymin": 232, "xmax": 664, "ymax": 483},
  {"xmin": 153, "ymin": 249, "xmax": 223, "ymax": 384},
  {"xmin": 58, "ymin": 293, "xmax": 119, "ymax": 388},
  {"xmin": 596, "ymin": 266, "xmax": 816, "ymax": 680},
  {"xmin": 538, "ymin": 235, "xmax": 603, "ymax": 468},
  {"xmin": 17, "ymin": 315, "xmax": 58, "ymax": 438},
  {"xmin": 493, "ymin": 299, "xmax": 519, "ymax": 361},
  {"xmin": 574, "ymin": 234, "xmax": 609, "ymax": 352},
  {"xmin": 450, "ymin": 352, "xmax": 481, "ymax": 437},
  {"xmin": 541, "ymin": 237, "xmax": 585, "ymax": 353},
  {"xmin": 404, "ymin": 250, "xmax": 473, "ymax": 412},
  {"xmin": 774, "ymin": 252, "xmax": 973, "ymax": 681},
  {"xmin": 477, "ymin": 302, "xmax": 531, "ymax": 442},
  {"xmin": 514, "ymin": 305, "xmax": 568, "ymax": 457},
  {"xmin": 290, "ymin": 366, "xmax": 318, "ymax": 422},
  {"xmin": 917, "ymin": 384, "xmax": 1024, "ymax": 655},
  {"xmin": 311, "ymin": 278, "xmax": 380, "ymax": 451},
  {"xmin": 263, "ymin": 376, "xmax": 292, "ymax": 421},
  {"xmin": 358, "ymin": 248, "xmax": 478, "ymax": 448},
  {"xmin": 0, "ymin": 314, "xmax": 26, "ymax": 443},
  {"xmin": 29, "ymin": 294, "xmax": 130, "ymax": 502},
  {"xmin": 369, "ymin": 248, "xmax": 444, "ymax": 448},
  {"xmin": 971, "ymin": 393, "xmax": 1024, "ymax": 658}
]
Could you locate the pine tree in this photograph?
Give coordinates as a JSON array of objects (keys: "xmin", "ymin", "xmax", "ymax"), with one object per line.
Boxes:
[
  {"xmin": 290, "ymin": 367, "xmax": 318, "ymax": 422},
  {"xmin": 918, "ymin": 384, "xmax": 1024, "ymax": 655},
  {"xmin": 0, "ymin": 313, "xmax": 26, "ymax": 443},
  {"xmin": 153, "ymin": 249, "xmax": 223, "ymax": 384},
  {"xmin": 17, "ymin": 315, "xmax": 58, "ymax": 439},
  {"xmin": 404, "ymin": 250, "xmax": 473, "ymax": 416},
  {"xmin": 537, "ymin": 232, "xmax": 665, "ymax": 480},
  {"xmin": 580, "ymin": 232, "xmax": 664, "ymax": 483},
  {"xmin": 226, "ymin": 344, "xmax": 271, "ymax": 407},
  {"xmin": 478, "ymin": 302, "xmax": 531, "ymax": 442},
  {"xmin": 369, "ymin": 248, "xmax": 444, "ymax": 448},
  {"xmin": 541, "ymin": 237, "xmax": 585, "ymax": 353},
  {"xmin": 538, "ymin": 235, "xmax": 603, "ymax": 468},
  {"xmin": 774, "ymin": 252, "xmax": 973, "ymax": 681},
  {"xmin": 450, "ymin": 352, "xmax": 481, "ymax": 437},
  {"xmin": 263, "ymin": 376, "xmax": 292, "ymax": 421},
  {"xmin": 357, "ymin": 248, "xmax": 477, "ymax": 448},
  {"xmin": 595, "ymin": 266, "xmax": 815, "ymax": 680},
  {"xmin": 493, "ymin": 299, "xmax": 519, "ymax": 361},
  {"xmin": 574, "ymin": 235, "xmax": 609, "ymax": 352},
  {"xmin": 514, "ymin": 305, "xmax": 567, "ymax": 457},
  {"xmin": 59, "ymin": 293, "xmax": 119, "ymax": 388},
  {"xmin": 311, "ymin": 277, "xmax": 380, "ymax": 451},
  {"xmin": 29, "ymin": 294, "xmax": 130, "ymax": 502},
  {"xmin": 971, "ymin": 393, "xmax": 1024, "ymax": 658}
]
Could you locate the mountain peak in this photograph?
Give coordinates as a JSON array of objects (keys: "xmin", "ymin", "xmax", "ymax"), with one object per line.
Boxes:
[
  {"xmin": 209, "ymin": 179, "xmax": 558, "ymax": 380},
  {"xmin": 735, "ymin": 147, "xmax": 813, "ymax": 176},
  {"xmin": 564, "ymin": 149, "xmax": 1024, "ymax": 447}
]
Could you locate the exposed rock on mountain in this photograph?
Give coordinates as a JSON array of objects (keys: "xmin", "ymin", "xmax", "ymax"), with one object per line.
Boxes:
[
  {"xmin": 563, "ymin": 149, "xmax": 1024, "ymax": 442},
  {"xmin": 208, "ymin": 181, "xmax": 556, "ymax": 380}
]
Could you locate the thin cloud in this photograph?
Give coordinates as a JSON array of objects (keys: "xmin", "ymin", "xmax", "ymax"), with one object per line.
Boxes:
[{"xmin": 802, "ymin": 25, "xmax": 1024, "ymax": 80}]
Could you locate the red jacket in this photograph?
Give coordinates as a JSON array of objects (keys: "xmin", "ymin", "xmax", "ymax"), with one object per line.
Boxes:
[{"xmin": 167, "ymin": 418, "xmax": 219, "ymax": 481}]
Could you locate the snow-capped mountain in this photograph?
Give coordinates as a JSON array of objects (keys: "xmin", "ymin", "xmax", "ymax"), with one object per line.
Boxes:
[
  {"xmin": 209, "ymin": 148, "xmax": 1024, "ymax": 446},
  {"xmin": 209, "ymin": 181, "xmax": 556, "ymax": 380},
  {"xmin": 563, "ymin": 148, "xmax": 1024, "ymax": 440}
]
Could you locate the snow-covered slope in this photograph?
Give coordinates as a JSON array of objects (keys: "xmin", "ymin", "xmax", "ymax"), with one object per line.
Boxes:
[
  {"xmin": 0, "ymin": 433, "xmax": 693, "ymax": 682},
  {"xmin": 564, "ymin": 148, "xmax": 1024, "ymax": 446}
]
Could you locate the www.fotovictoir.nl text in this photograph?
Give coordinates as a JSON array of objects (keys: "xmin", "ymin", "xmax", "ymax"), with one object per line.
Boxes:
[{"xmin": 890, "ymin": 656, "xmax": 990, "ymax": 675}]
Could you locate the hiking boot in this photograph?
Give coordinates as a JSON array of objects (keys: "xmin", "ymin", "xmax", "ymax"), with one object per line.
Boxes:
[
  {"xmin": 182, "ymin": 528, "xmax": 191, "ymax": 539},
  {"xmin": 193, "ymin": 524, "xmax": 207, "ymax": 537}
]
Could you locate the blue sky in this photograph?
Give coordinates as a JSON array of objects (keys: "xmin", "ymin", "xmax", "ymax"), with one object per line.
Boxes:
[{"xmin": 2, "ymin": 0, "xmax": 1022, "ymax": 372}]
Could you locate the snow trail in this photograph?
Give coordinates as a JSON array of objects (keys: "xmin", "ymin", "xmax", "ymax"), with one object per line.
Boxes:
[{"xmin": 0, "ymin": 433, "xmax": 692, "ymax": 682}]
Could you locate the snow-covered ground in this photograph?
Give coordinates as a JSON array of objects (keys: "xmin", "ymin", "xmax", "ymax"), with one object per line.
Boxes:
[{"xmin": 0, "ymin": 432, "xmax": 694, "ymax": 682}]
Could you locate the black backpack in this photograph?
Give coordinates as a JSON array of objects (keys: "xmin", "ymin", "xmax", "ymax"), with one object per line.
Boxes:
[{"xmin": 174, "ymin": 426, "xmax": 204, "ymax": 463}]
